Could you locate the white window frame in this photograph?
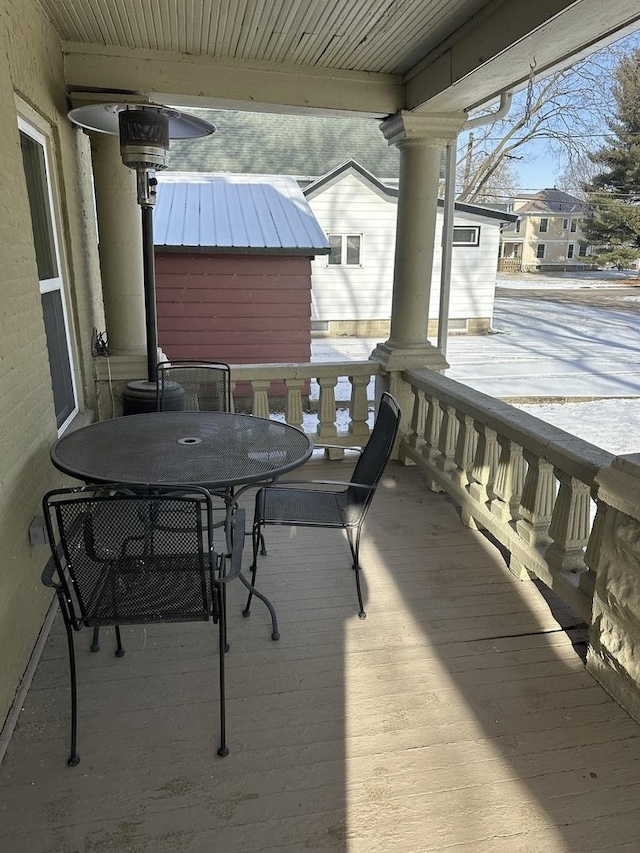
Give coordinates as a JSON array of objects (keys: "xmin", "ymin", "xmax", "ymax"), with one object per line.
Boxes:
[
  {"xmin": 326, "ymin": 233, "xmax": 363, "ymax": 267},
  {"xmin": 567, "ymin": 243, "xmax": 575, "ymax": 258},
  {"xmin": 17, "ymin": 108, "xmax": 78, "ymax": 434},
  {"xmin": 570, "ymin": 219, "xmax": 578, "ymax": 233},
  {"xmin": 536, "ymin": 243, "xmax": 546, "ymax": 259},
  {"xmin": 539, "ymin": 218, "xmax": 549, "ymax": 233},
  {"xmin": 452, "ymin": 226, "xmax": 481, "ymax": 246},
  {"xmin": 578, "ymin": 244, "xmax": 588, "ymax": 257},
  {"xmin": 563, "ymin": 218, "xmax": 569, "ymax": 229}
]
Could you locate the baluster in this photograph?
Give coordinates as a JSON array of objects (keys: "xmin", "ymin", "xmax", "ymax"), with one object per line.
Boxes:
[
  {"xmin": 317, "ymin": 375, "xmax": 341, "ymax": 459},
  {"xmin": 423, "ymin": 395, "xmax": 442, "ymax": 462},
  {"xmin": 490, "ymin": 438, "xmax": 525, "ymax": 522},
  {"xmin": 468, "ymin": 424, "xmax": 499, "ymax": 504},
  {"xmin": 545, "ymin": 470, "xmax": 591, "ymax": 574},
  {"xmin": 436, "ymin": 403, "xmax": 458, "ymax": 474},
  {"xmin": 284, "ymin": 378, "xmax": 304, "ymax": 430},
  {"xmin": 229, "ymin": 380, "xmax": 236, "ymax": 413},
  {"xmin": 581, "ymin": 496, "xmax": 605, "ymax": 599},
  {"xmin": 453, "ymin": 412, "xmax": 477, "ymax": 489},
  {"xmin": 251, "ymin": 379, "xmax": 270, "ymax": 419},
  {"xmin": 348, "ymin": 374, "xmax": 371, "ymax": 446},
  {"xmin": 515, "ymin": 453, "xmax": 556, "ymax": 547},
  {"xmin": 406, "ymin": 385, "xmax": 426, "ymax": 451}
]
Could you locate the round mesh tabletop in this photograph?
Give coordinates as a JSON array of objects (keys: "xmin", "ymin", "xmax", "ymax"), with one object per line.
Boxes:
[{"xmin": 51, "ymin": 412, "xmax": 313, "ymax": 488}]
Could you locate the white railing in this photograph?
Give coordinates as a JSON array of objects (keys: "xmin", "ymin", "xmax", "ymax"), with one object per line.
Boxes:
[
  {"xmin": 230, "ymin": 361, "xmax": 382, "ymax": 451},
  {"xmin": 401, "ymin": 368, "xmax": 615, "ymax": 622}
]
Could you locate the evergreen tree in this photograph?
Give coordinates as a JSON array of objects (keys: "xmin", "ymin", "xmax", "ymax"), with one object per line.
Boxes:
[{"xmin": 582, "ymin": 49, "xmax": 640, "ymax": 269}]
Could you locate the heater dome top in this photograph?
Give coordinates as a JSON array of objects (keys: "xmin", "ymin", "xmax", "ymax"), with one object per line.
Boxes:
[{"xmin": 68, "ymin": 102, "xmax": 215, "ymax": 139}]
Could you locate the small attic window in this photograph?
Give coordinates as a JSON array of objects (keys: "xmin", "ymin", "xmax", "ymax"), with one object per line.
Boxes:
[{"xmin": 452, "ymin": 226, "xmax": 480, "ymax": 246}]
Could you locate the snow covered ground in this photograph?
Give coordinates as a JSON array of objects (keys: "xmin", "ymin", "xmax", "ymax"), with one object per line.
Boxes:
[{"xmin": 311, "ymin": 271, "xmax": 640, "ymax": 456}]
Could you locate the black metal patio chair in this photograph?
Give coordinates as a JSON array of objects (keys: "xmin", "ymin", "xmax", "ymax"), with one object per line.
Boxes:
[
  {"xmin": 244, "ymin": 392, "xmax": 401, "ymax": 620},
  {"xmin": 42, "ymin": 484, "xmax": 246, "ymax": 766},
  {"xmin": 157, "ymin": 359, "xmax": 232, "ymax": 412}
]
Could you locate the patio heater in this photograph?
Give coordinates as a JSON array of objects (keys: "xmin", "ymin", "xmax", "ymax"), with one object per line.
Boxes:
[{"xmin": 68, "ymin": 103, "xmax": 215, "ymax": 410}]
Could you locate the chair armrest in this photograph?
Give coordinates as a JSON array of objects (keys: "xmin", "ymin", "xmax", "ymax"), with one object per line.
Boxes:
[
  {"xmin": 218, "ymin": 508, "xmax": 245, "ymax": 583},
  {"xmin": 41, "ymin": 554, "xmax": 60, "ymax": 589},
  {"xmin": 265, "ymin": 479, "xmax": 371, "ymax": 489}
]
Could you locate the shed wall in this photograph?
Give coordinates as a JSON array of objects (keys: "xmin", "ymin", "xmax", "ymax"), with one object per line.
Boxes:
[{"xmin": 155, "ymin": 253, "xmax": 312, "ymax": 363}]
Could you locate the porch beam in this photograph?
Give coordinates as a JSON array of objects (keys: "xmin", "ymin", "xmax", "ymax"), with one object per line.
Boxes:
[
  {"xmin": 405, "ymin": 0, "xmax": 640, "ymax": 113},
  {"xmin": 63, "ymin": 44, "xmax": 404, "ymax": 118}
]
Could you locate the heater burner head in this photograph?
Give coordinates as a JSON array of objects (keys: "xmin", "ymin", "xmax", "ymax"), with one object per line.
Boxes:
[{"xmin": 119, "ymin": 108, "xmax": 171, "ymax": 171}]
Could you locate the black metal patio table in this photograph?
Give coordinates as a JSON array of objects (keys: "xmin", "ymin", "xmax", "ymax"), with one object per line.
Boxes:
[
  {"xmin": 51, "ymin": 411, "xmax": 313, "ymax": 491},
  {"xmin": 50, "ymin": 411, "xmax": 313, "ymax": 638}
]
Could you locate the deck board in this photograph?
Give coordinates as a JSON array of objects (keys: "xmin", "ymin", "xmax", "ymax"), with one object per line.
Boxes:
[{"xmin": 1, "ymin": 459, "xmax": 640, "ymax": 852}]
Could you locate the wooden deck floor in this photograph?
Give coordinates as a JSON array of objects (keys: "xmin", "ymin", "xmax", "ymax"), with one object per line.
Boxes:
[{"xmin": 2, "ymin": 459, "xmax": 640, "ymax": 852}]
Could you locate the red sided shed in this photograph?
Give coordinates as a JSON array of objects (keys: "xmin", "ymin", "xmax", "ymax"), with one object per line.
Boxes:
[{"xmin": 154, "ymin": 173, "xmax": 330, "ymax": 366}]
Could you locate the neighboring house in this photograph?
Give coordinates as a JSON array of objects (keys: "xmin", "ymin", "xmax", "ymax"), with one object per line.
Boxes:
[
  {"xmin": 499, "ymin": 188, "xmax": 594, "ymax": 272},
  {"xmin": 305, "ymin": 160, "xmax": 517, "ymax": 336},
  {"xmin": 153, "ymin": 173, "xmax": 329, "ymax": 365},
  {"xmin": 171, "ymin": 113, "xmax": 506, "ymax": 336}
]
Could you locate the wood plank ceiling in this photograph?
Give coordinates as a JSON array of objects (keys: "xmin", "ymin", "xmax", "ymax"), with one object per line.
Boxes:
[{"xmin": 40, "ymin": 0, "xmax": 488, "ymax": 76}]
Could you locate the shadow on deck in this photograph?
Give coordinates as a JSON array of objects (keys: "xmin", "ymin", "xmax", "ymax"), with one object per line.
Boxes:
[{"xmin": 1, "ymin": 459, "xmax": 639, "ymax": 852}]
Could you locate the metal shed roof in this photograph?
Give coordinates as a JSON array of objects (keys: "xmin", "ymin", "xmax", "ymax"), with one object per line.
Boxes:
[{"xmin": 154, "ymin": 173, "xmax": 330, "ymax": 255}]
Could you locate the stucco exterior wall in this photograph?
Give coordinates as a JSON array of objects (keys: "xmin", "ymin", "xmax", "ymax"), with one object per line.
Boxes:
[{"xmin": 0, "ymin": 0, "xmax": 104, "ymax": 730}]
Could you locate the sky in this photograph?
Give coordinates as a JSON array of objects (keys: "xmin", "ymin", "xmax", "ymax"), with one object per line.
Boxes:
[{"xmin": 458, "ymin": 28, "xmax": 640, "ymax": 198}]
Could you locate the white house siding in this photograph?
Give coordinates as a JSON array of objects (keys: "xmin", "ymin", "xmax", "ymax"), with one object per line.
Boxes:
[
  {"xmin": 308, "ymin": 172, "xmax": 395, "ymax": 323},
  {"xmin": 307, "ymin": 169, "xmax": 501, "ymax": 335}
]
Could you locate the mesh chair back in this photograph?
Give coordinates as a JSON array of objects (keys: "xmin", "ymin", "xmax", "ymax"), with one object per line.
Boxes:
[
  {"xmin": 349, "ymin": 392, "xmax": 401, "ymax": 505},
  {"xmin": 44, "ymin": 490, "xmax": 214, "ymax": 627},
  {"xmin": 157, "ymin": 360, "xmax": 232, "ymax": 412}
]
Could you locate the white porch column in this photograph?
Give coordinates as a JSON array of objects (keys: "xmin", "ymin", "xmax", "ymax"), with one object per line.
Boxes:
[
  {"xmin": 90, "ymin": 133, "xmax": 150, "ymax": 417},
  {"xmin": 90, "ymin": 132, "xmax": 146, "ymax": 356},
  {"xmin": 371, "ymin": 111, "xmax": 466, "ymax": 374}
]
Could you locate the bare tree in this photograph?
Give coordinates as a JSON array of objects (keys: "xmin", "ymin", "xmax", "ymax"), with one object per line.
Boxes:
[{"xmin": 456, "ymin": 33, "xmax": 640, "ymax": 203}]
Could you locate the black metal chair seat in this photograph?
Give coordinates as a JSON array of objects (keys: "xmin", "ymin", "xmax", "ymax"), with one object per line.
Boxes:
[
  {"xmin": 42, "ymin": 485, "xmax": 246, "ymax": 766},
  {"xmin": 257, "ymin": 485, "xmax": 368, "ymax": 528},
  {"xmin": 245, "ymin": 392, "xmax": 401, "ymax": 621}
]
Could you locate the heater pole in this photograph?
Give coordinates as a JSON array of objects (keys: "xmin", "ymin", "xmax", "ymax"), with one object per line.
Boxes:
[{"xmin": 141, "ymin": 204, "xmax": 158, "ymax": 383}]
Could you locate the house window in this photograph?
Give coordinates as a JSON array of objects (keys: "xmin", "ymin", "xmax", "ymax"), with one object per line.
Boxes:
[
  {"xmin": 567, "ymin": 244, "xmax": 575, "ymax": 258},
  {"xmin": 536, "ymin": 244, "xmax": 546, "ymax": 259},
  {"xmin": 452, "ymin": 226, "xmax": 480, "ymax": 246},
  {"xmin": 570, "ymin": 219, "xmax": 578, "ymax": 232},
  {"xmin": 19, "ymin": 117, "xmax": 77, "ymax": 431},
  {"xmin": 539, "ymin": 218, "xmax": 548, "ymax": 233},
  {"xmin": 327, "ymin": 234, "xmax": 362, "ymax": 266},
  {"xmin": 578, "ymin": 244, "xmax": 588, "ymax": 257},
  {"xmin": 515, "ymin": 219, "xmax": 521, "ymax": 233},
  {"xmin": 563, "ymin": 218, "xmax": 569, "ymax": 229}
]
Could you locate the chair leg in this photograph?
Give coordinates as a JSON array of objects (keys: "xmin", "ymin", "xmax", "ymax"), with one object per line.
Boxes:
[
  {"xmin": 90, "ymin": 626, "xmax": 100, "ymax": 653},
  {"xmin": 60, "ymin": 605, "xmax": 81, "ymax": 767},
  {"xmin": 350, "ymin": 527, "xmax": 366, "ymax": 619},
  {"xmin": 216, "ymin": 589, "xmax": 229, "ymax": 757},
  {"xmin": 114, "ymin": 626, "xmax": 125, "ymax": 657},
  {"xmin": 243, "ymin": 519, "xmax": 262, "ymax": 617}
]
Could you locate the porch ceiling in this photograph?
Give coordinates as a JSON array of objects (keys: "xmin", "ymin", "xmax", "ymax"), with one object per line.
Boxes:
[{"xmin": 44, "ymin": 0, "xmax": 640, "ymax": 117}]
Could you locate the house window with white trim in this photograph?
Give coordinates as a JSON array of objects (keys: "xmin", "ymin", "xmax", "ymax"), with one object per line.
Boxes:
[
  {"xmin": 567, "ymin": 243, "xmax": 575, "ymax": 258},
  {"xmin": 452, "ymin": 226, "xmax": 480, "ymax": 246},
  {"xmin": 536, "ymin": 243, "xmax": 546, "ymax": 259},
  {"xmin": 539, "ymin": 218, "xmax": 548, "ymax": 233},
  {"xmin": 563, "ymin": 218, "xmax": 569, "ymax": 229},
  {"xmin": 570, "ymin": 219, "xmax": 578, "ymax": 232},
  {"xmin": 19, "ymin": 117, "xmax": 77, "ymax": 431},
  {"xmin": 515, "ymin": 219, "xmax": 521, "ymax": 233},
  {"xmin": 578, "ymin": 244, "xmax": 588, "ymax": 257},
  {"xmin": 327, "ymin": 234, "xmax": 362, "ymax": 266}
]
